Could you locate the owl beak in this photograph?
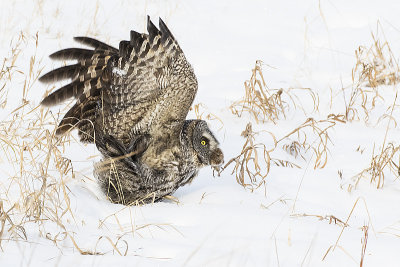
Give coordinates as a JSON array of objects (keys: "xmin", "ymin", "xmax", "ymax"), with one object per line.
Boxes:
[{"xmin": 210, "ymin": 148, "xmax": 224, "ymax": 166}]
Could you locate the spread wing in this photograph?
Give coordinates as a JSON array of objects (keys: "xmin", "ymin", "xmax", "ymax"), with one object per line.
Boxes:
[{"xmin": 40, "ymin": 16, "xmax": 198, "ymax": 145}]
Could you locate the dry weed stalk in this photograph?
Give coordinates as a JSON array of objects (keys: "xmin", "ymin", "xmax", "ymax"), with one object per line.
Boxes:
[
  {"xmin": 24, "ymin": 32, "xmax": 44, "ymax": 101},
  {"xmin": 230, "ymin": 60, "xmax": 285, "ymax": 123},
  {"xmin": 190, "ymin": 103, "xmax": 224, "ymax": 130},
  {"xmin": 291, "ymin": 213, "xmax": 349, "ymax": 228},
  {"xmin": 0, "ymin": 202, "xmax": 27, "ymax": 251},
  {"xmin": 220, "ymin": 121, "xmax": 309, "ymax": 190},
  {"xmin": 0, "ymin": 33, "xmax": 84, "ymax": 251},
  {"xmin": 278, "ymin": 115, "xmax": 344, "ymax": 169},
  {"xmin": 351, "ymin": 142, "xmax": 400, "ymax": 190},
  {"xmin": 224, "ymin": 61, "xmax": 328, "ymax": 189},
  {"xmin": 0, "ymin": 101, "xmax": 76, "ymax": 235},
  {"xmin": 231, "ymin": 61, "xmax": 318, "ymax": 123},
  {"xmin": 346, "ymin": 24, "xmax": 399, "ymax": 122},
  {"xmin": 354, "ymin": 30, "xmax": 399, "ymax": 88},
  {"xmin": 360, "ymin": 224, "xmax": 369, "ymax": 267},
  {"xmin": 323, "ymin": 197, "xmax": 373, "ymax": 262},
  {"xmin": 221, "ymin": 123, "xmax": 273, "ymax": 191},
  {"xmin": 350, "ymin": 94, "xmax": 399, "ymax": 190},
  {"xmin": 0, "ymin": 32, "xmax": 27, "ymax": 108},
  {"xmin": 271, "ymin": 157, "xmax": 301, "ymax": 168}
]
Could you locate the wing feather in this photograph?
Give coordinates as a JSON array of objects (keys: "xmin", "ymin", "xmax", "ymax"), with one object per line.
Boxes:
[
  {"xmin": 73, "ymin": 36, "xmax": 118, "ymax": 52},
  {"xmin": 49, "ymin": 48, "xmax": 95, "ymax": 61},
  {"xmin": 40, "ymin": 16, "xmax": 197, "ymax": 145},
  {"xmin": 39, "ymin": 64, "xmax": 81, "ymax": 83}
]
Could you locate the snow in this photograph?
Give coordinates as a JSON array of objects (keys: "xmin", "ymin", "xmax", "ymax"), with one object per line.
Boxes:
[{"xmin": 1, "ymin": 0, "xmax": 400, "ymax": 266}]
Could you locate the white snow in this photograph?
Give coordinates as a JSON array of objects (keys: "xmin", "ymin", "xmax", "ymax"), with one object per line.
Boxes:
[{"xmin": 1, "ymin": 0, "xmax": 400, "ymax": 266}]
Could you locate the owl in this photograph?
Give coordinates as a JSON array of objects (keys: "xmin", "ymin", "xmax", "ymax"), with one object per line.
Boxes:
[{"xmin": 40, "ymin": 16, "xmax": 224, "ymax": 204}]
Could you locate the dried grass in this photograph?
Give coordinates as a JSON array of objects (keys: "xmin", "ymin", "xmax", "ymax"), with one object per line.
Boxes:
[
  {"xmin": 227, "ymin": 32, "xmax": 399, "ymax": 192},
  {"xmin": 0, "ymin": 33, "xmax": 75, "ymax": 247},
  {"xmin": 350, "ymin": 142, "xmax": 400, "ymax": 190},
  {"xmin": 191, "ymin": 103, "xmax": 224, "ymax": 130},
  {"xmin": 360, "ymin": 224, "xmax": 369, "ymax": 267},
  {"xmin": 346, "ymin": 23, "xmax": 399, "ymax": 122},
  {"xmin": 0, "ymin": 98, "xmax": 77, "ymax": 248},
  {"xmin": 223, "ymin": 61, "xmax": 341, "ymax": 189},
  {"xmin": 220, "ymin": 120, "xmax": 319, "ymax": 191},
  {"xmin": 230, "ymin": 60, "xmax": 319, "ymax": 123},
  {"xmin": 0, "ymin": 32, "xmax": 153, "ymax": 255},
  {"xmin": 0, "ymin": 32, "xmax": 27, "ymax": 109},
  {"xmin": 221, "ymin": 123, "xmax": 273, "ymax": 191},
  {"xmin": 224, "ymin": 114, "xmax": 342, "ymax": 188},
  {"xmin": 348, "ymin": 94, "xmax": 399, "ymax": 190},
  {"xmin": 323, "ymin": 197, "xmax": 373, "ymax": 262},
  {"xmin": 278, "ymin": 115, "xmax": 344, "ymax": 169},
  {"xmin": 354, "ymin": 25, "xmax": 399, "ymax": 88},
  {"xmin": 1, "ymin": 12, "xmax": 399, "ymax": 265},
  {"xmin": 291, "ymin": 213, "xmax": 349, "ymax": 228}
]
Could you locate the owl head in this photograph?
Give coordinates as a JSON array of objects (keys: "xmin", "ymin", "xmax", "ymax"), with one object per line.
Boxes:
[{"xmin": 191, "ymin": 120, "xmax": 224, "ymax": 167}]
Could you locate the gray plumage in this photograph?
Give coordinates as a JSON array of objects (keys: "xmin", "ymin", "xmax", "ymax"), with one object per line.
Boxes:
[{"xmin": 40, "ymin": 17, "xmax": 224, "ymax": 204}]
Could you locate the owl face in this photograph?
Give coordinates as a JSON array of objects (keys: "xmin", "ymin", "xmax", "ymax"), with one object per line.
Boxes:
[{"xmin": 192, "ymin": 120, "xmax": 224, "ymax": 167}]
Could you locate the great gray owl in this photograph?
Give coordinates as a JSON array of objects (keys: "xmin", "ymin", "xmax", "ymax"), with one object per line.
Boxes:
[{"xmin": 40, "ymin": 16, "xmax": 224, "ymax": 204}]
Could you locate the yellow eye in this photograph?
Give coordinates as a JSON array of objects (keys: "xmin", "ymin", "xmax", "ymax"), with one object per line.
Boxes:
[{"xmin": 201, "ymin": 140, "xmax": 206, "ymax": 146}]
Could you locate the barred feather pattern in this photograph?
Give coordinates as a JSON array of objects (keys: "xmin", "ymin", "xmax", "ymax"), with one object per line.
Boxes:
[
  {"xmin": 40, "ymin": 16, "xmax": 197, "ymax": 145},
  {"xmin": 94, "ymin": 120, "xmax": 205, "ymax": 204},
  {"xmin": 40, "ymin": 17, "xmax": 223, "ymax": 204}
]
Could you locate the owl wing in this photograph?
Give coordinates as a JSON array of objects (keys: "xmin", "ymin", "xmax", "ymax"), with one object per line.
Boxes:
[{"xmin": 40, "ymin": 17, "xmax": 198, "ymax": 144}]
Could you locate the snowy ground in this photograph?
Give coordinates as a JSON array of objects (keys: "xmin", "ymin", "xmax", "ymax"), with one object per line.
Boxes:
[{"xmin": 1, "ymin": 0, "xmax": 400, "ymax": 266}]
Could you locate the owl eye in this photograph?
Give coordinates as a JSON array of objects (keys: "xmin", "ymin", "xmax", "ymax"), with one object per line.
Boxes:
[{"xmin": 200, "ymin": 137, "xmax": 208, "ymax": 146}]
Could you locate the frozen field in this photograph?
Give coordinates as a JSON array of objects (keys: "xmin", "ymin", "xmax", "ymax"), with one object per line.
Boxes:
[{"xmin": 1, "ymin": 0, "xmax": 400, "ymax": 266}]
